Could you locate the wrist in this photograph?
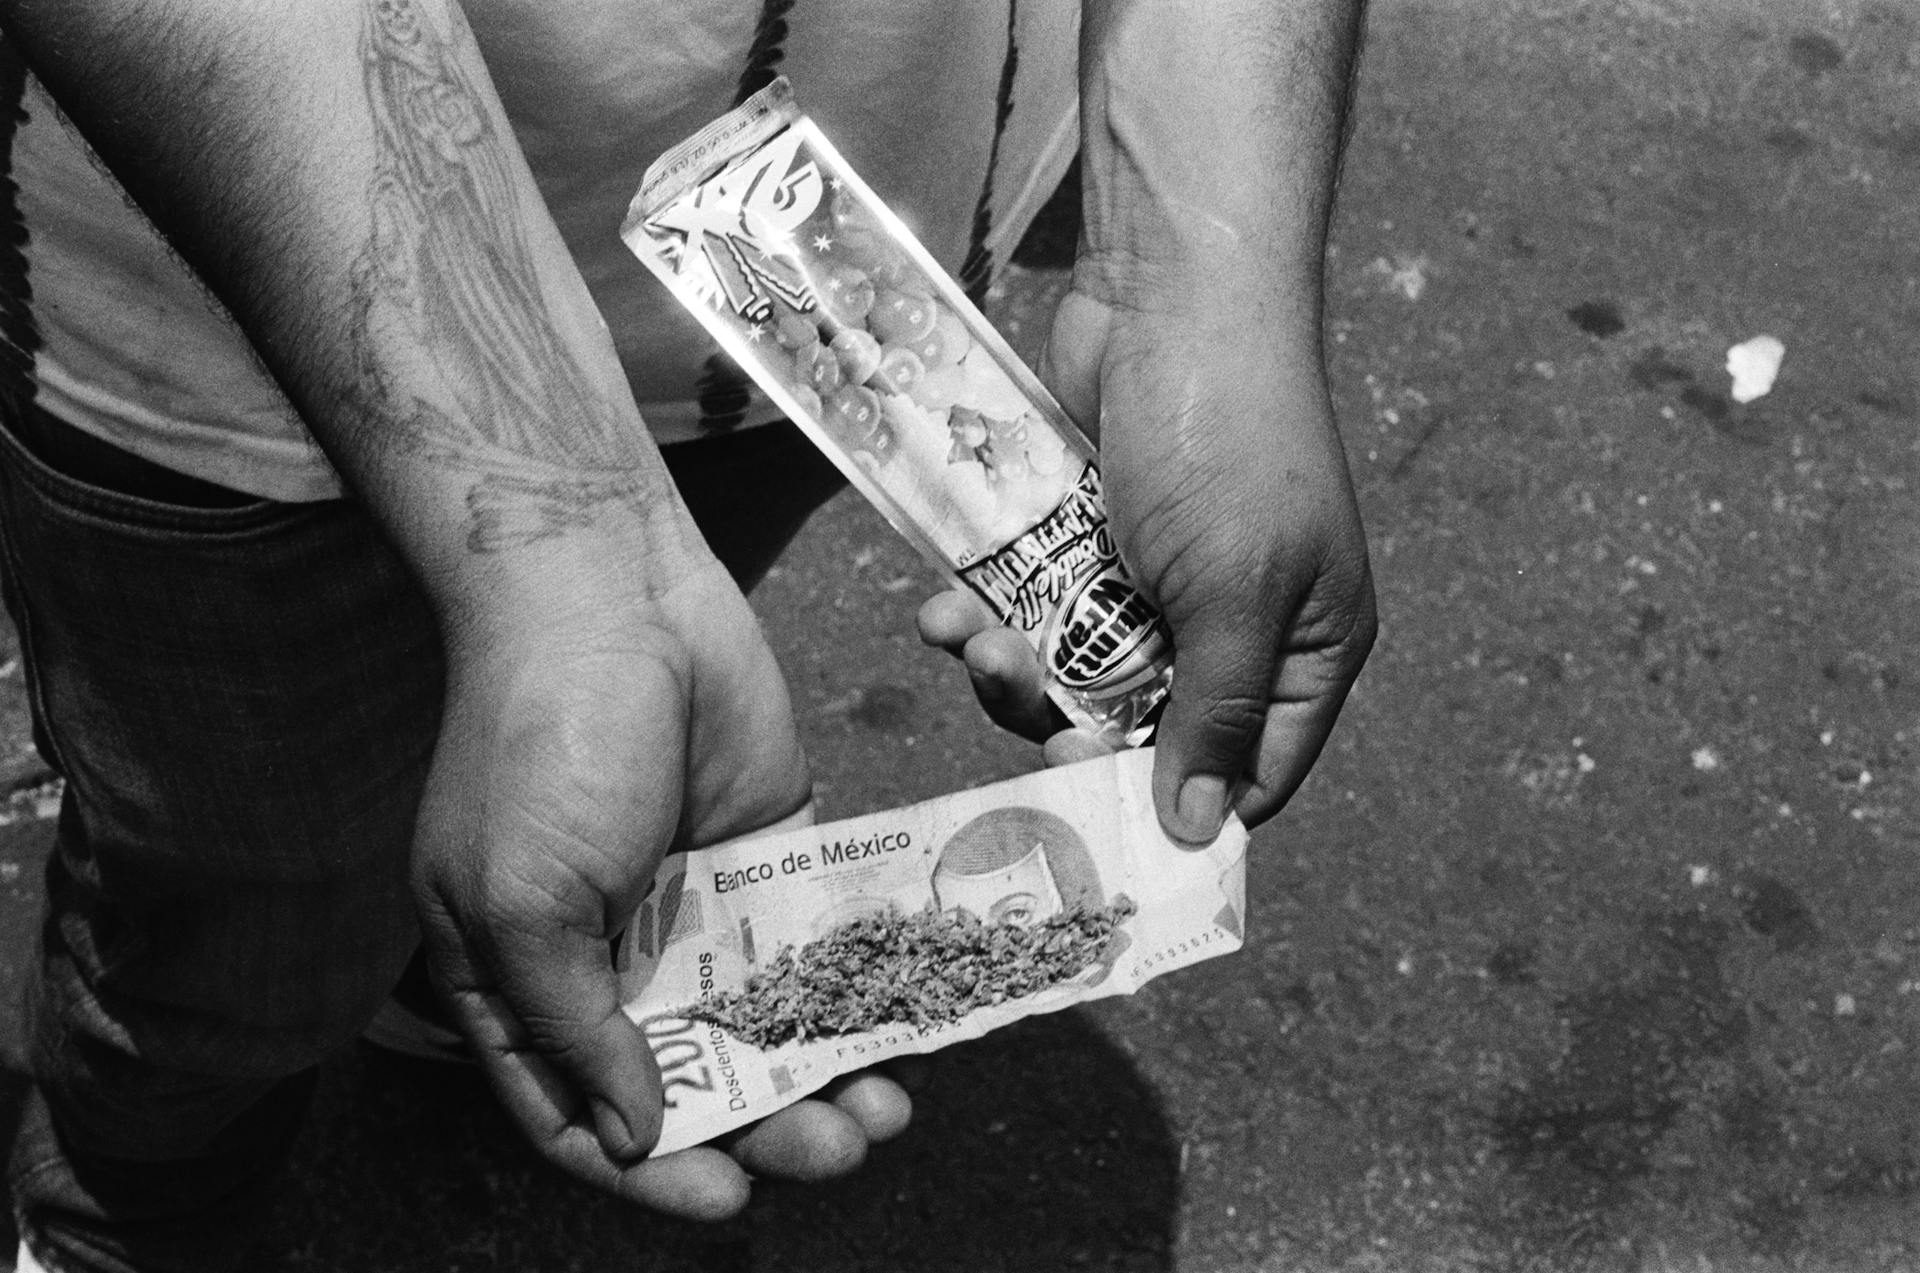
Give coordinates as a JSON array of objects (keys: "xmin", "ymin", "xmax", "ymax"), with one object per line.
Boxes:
[
  {"xmin": 1070, "ymin": 246, "xmax": 1329, "ymax": 346},
  {"xmin": 418, "ymin": 493, "xmax": 726, "ymax": 656},
  {"xmin": 1075, "ymin": 2, "xmax": 1359, "ymax": 320}
]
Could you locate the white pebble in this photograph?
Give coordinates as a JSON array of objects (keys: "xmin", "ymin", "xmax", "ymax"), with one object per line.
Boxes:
[{"xmin": 1726, "ymin": 335, "xmax": 1785, "ymax": 404}]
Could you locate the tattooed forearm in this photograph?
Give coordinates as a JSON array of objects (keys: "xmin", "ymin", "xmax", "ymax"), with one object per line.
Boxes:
[
  {"xmin": 3, "ymin": 1, "xmax": 684, "ymax": 558},
  {"xmin": 350, "ymin": 0, "xmax": 661, "ymax": 552}
]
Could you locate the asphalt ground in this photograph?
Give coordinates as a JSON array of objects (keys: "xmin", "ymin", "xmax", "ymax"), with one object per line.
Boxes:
[{"xmin": 4, "ymin": 0, "xmax": 1920, "ymax": 1268}]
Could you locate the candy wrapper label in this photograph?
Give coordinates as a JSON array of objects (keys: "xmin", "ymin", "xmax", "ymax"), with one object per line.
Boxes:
[
  {"xmin": 617, "ymin": 749, "xmax": 1246, "ymax": 1156},
  {"xmin": 622, "ymin": 76, "xmax": 1172, "ymax": 744}
]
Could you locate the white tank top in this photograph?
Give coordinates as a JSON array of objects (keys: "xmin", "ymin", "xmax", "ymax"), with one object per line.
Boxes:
[{"xmin": 15, "ymin": 1, "xmax": 1079, "ymax": 501}]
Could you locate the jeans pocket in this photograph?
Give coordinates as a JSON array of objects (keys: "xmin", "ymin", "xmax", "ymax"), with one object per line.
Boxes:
[
  {"xmin": 0, "ymin": 401, "xmax": 298, "ymax": 542},
  {"xmin": 0, "ymin": 396, "xmax": 436, "ymax": 1060},
  {"xmin": 0, "ymin": 395, "xmax": 437, "ymax": 871}
]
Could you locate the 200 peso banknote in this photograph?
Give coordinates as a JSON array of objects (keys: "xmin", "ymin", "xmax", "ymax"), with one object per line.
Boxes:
[{"xmin": 616, "ymin": 748, "xmax": 1249, "ymax": 1155}]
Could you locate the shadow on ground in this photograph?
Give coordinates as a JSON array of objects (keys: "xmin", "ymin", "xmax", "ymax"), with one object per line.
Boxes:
[{"xmin": 260, "ymin": 1011, "xmax": 1178, "ymax": 1273}]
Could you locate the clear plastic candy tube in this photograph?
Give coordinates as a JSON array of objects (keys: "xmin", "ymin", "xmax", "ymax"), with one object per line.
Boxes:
[{"xmin": 623, "ymin": 77, "xmax": 1170, "ymax": 745}]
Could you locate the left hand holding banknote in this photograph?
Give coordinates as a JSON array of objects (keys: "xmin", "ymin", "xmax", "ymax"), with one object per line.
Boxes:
[{"xmin": 410, "ymin": 566, "xmax": 912, "ymax": 1220}]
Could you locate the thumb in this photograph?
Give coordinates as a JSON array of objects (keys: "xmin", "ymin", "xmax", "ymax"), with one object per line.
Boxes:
[
  {"xmin": 422, "ymin": 654, "xmax": 690, "ymax": 1176},
  {"xmin": 482, "ymin": 906, "xmax": 666, "ymax": 1161},
  {"xmin": 1147, "ymin": 601, "xmax": 1282, "ymax": 846},
  {"xmin": 1146, "ymin": 538, "xmax": 1377, "ymax": 840}
]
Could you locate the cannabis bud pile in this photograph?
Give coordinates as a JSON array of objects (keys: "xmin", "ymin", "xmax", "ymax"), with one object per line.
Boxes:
[{"xmin": 690, "ymin": 899, "xmax": 1137, "ymax": 1049}]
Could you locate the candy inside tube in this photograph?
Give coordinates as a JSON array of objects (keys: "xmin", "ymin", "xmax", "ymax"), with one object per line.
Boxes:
[{"xmin": 623, "ymin": 77, "xmax": 1171, "ymax": 746}]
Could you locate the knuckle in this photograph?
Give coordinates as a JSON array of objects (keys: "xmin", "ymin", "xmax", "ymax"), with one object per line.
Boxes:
[
  {"xmin": 1190, "ymin": 689, "xmax": 1269, "ymax": 743},
  {"xmin": 1312, "ymin": 569, "xmax": 1377, "ymax": 652},
  {"xmin": 1127, "ymin": 501, "xmax": 1295, "ymax": 624},
  {"xmin": 516, "ymin": 1011, "xmax": 591, "ymax": 1061},
  {"xmin": 475, "ymin": 850, "xmax": 595, "ymax": 929},
  {"xmin": 473, "ymin": 861, "xmax": 546, "ymax": 930},
  {"xmin": 1346, "ymin": 599, "xmax": 1381, "ymax": 661}
]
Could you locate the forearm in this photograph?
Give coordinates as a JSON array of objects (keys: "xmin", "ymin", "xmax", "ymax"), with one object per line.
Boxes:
[
  {"xmin": 1, "ymin": 0, "xmax": 689, "ymax": 626},
  {"xmin": 1077, "ymin": 0, "xmax": 1366, "ymax": 335}
]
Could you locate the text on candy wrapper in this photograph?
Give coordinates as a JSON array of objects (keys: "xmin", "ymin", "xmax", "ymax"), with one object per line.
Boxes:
[{"xmin": 960, "ymin": 466, "xmax": 1112, "ymax": 632}]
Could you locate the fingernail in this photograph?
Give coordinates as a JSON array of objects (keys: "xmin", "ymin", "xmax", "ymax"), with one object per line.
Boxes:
[
  {"xmin": 1174, "ymin": 774, "xmax": 1228, "ymax": 845},
  {"xmin": 588, "ymin": 1097, "xmax": 639, "ymax": 1161}
]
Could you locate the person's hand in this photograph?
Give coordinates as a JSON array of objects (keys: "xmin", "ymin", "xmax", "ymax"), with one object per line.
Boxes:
[
  {"xmin": 920, "ymin": 282, "xmax": 1376, "ymax": 842},
  {"xmin": 409, "ymin": 561, "xmax": 911, "ymax": 1219}
]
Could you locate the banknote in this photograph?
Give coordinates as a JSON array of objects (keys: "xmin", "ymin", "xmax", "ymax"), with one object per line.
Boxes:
[{"xmin": 616, "ymin": 748, "xmax": 1248, "ymax": 1155}]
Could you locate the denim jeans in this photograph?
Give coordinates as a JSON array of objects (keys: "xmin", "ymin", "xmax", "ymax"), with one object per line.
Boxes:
[{"xmin": 0, "ymin": 403, "xmax": 844, "ymax": 1273}]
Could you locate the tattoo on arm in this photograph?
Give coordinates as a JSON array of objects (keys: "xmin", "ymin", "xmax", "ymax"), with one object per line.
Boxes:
[{"xmin": 349, "ymin": 0, "xmax": 664, "ymax": 553}]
